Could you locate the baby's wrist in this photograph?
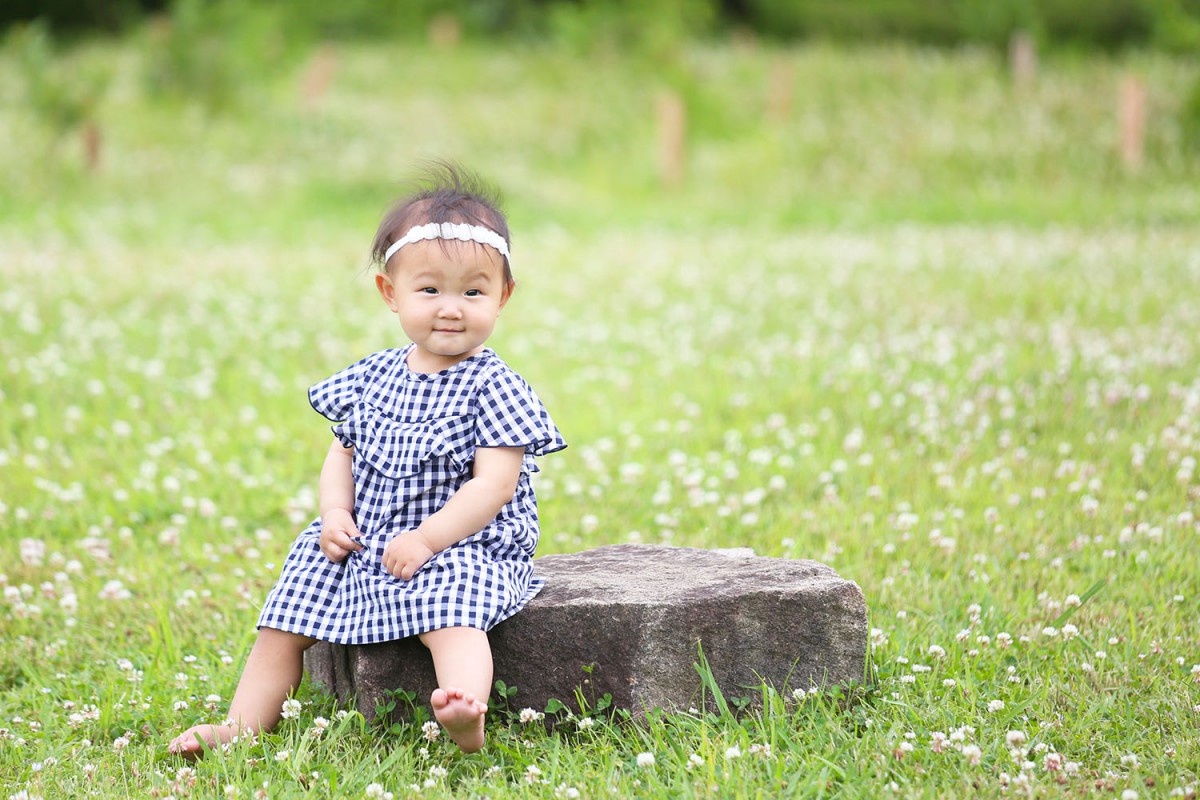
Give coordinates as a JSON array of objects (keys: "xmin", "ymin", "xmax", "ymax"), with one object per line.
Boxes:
[{"xmin": 412, "ymin": 528, "xmax": 438, "ymax": 554}]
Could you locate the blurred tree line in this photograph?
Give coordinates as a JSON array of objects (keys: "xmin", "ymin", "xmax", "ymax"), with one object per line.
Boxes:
[{"xmin": 4, "ymin": 0, "xmax": 1200, "ymax": 52}]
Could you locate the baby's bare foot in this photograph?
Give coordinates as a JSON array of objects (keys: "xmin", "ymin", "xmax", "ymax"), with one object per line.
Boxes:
[
  {"xmin": 431, "ymin": 687, "xmax": 487, "ymax": 753},
  {"xmin": 167, "ymin": 722, "xmax": 247, "ymax": 760}
]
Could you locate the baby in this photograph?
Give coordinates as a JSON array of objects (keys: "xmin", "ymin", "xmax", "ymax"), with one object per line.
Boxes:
[{"xmin": 169, "ymin": 163, "xmax": 565, "ymax": 757}]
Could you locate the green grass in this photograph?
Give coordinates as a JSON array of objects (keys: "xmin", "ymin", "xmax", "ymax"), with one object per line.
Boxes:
[{"xmin": 1, "ymin": 30, "xmax": 1199, "ymax": 799}]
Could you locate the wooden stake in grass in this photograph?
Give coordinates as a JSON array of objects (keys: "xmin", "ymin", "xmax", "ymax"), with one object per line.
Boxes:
[
  {"xmin": 1008, "ymin": 31, "xmax": 1036, "ymax": 89},
  {"xmin": 83, "ymin": 121, "xmax": 101, "ymax": 172},
  {"xmin": 657, "ymin": 90, "xmax": 686, "ymax": 188},
  {"xmin": 301, "ymin": 44, "xmax": 338, "ymax": 109},
  {"xmin": 1119, "ymin": 74, "xmax": 1146, "ymax": 173},
  {"xmin": 767, "ymin": 56, "xmax": 793, "ymax": 125},
  {"xmin": 429, "ymin": 13, "xmax": 462, "ymax": 48}
]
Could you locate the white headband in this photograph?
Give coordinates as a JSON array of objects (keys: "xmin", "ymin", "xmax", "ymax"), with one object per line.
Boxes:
[{"xmin": 383, "ymin": 222, "xmax": 510, "ymax": 266}]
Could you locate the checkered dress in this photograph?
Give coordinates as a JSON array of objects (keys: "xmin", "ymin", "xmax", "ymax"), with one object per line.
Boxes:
[{"xmin": 257, "ymin": 346, "xmax": 566, "ymax": 644}]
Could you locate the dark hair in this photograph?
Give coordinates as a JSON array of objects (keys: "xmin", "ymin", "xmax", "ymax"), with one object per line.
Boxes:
[{"xmin": 371, "ymin": 162, "xmax": 513, "ymax": 286}]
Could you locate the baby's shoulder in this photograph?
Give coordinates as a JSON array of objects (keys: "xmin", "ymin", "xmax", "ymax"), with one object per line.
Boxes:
[
  {"xmin": 468, "ymin": 350, "xmax": 529, "ymax": 387},
  {"xmin": 348, "ymin": 347, "xmax": 409, "ymax": 383}
]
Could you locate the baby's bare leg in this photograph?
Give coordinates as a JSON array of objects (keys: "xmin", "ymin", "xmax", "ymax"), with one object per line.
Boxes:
[
  {"xmin": 419, "ymin": 626, "xmax": 492, "ymax": 753},
  {"xmin": 169, "ymin": 627, "xmax": 315, "ymax": 759}
]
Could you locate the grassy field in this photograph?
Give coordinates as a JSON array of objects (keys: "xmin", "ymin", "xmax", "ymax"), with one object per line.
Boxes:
[{"xmin": 1, "ymin": 30, "xmax": 1199, "ymax": 799}]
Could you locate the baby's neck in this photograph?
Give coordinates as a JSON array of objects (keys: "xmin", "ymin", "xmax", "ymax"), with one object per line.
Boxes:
[{"xmin": 406, "ymin": 345, "xmax": 485, "ymax": 374}]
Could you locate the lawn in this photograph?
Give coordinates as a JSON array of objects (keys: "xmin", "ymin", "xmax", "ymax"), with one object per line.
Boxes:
[{"xmin": 1, "ymin": 29, "xmax": 1198, "ymax": 799}]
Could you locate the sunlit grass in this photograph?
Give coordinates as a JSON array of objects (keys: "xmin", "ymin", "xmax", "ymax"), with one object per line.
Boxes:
[{"xmin": 1, "ymin": 33, "xmax": 1199, "ymax": 800}]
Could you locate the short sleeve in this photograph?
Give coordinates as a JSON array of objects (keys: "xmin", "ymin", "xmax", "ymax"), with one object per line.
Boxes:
[
  {"xmin": 474, "ymin": 367, "xmax": 567, "ymax": 457},
  {"xmin": 308, "ymin": 354, "xmax": 376, "ymax": 448}
]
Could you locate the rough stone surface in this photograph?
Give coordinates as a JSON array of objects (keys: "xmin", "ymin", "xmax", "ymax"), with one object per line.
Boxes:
[{"xmin": 304, "ymin": 544, "xmax": 868, "ymax": 720}]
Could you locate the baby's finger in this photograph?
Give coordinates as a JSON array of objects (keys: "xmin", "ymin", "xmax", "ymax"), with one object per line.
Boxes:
[
  {"xmin": 332, "ymin": 529, "xmax": 364, "ymax": 552},
  {"xmin": 320, "ymin": 542, "xmax": 349, "ymax": 562}
]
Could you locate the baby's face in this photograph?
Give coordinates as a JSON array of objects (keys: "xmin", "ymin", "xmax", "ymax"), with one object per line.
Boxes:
[{"xmin": 375, "ymin": 238, "xmax": 512, "ymax": 373}]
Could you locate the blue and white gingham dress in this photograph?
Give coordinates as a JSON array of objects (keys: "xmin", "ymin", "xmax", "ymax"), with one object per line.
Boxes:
[{"xmin": 257, "ymin": 346, "xmax": 566, "ymax": 644}]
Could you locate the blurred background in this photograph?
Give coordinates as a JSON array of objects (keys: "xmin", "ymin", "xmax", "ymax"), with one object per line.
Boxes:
[
  {"xmin": 9, "ymin": 0, "xmax": 1200, "ymax": 49},
  {"xmin": 2, "ymin": 0, "xmax": 1198, "ymax": 250}
]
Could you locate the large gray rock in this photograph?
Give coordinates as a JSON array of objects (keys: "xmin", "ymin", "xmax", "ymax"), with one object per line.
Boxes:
[{"xmin": 304, "ymin": 544, "xmax": 868, "ymax": 720}]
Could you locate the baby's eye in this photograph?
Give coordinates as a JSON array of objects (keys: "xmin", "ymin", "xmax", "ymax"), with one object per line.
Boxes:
[
  {"xmin": 421, "ymin": 287, "xmax": 439, "ymax": 295},
  {"xmin": 464, "ymin": 289, "xmax": 482, "ymax": 297}
]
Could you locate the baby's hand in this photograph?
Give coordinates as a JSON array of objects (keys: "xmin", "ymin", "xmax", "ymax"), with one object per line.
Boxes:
[
  {"xmin": 382, "ymin": 532, "xmax": 435, "ymax": 581},
  {"xmin": 319, "ymin": 508, "xmax": 364, "ymax": 562}
]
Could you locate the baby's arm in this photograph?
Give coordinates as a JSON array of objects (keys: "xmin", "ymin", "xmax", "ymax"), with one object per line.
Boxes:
[
  {"xmin": 318, "ymin": 440, "xmax": 364, "ymax": 562},
  {"xmin": 381, "ymin": 446, "xmax": 524, "ymax": 580}
]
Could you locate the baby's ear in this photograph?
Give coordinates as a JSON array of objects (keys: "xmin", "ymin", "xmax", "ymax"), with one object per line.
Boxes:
[
  {"xmin": 499, "ymin": 279, "xmax": 516, "ymax": 311},
  {"xmin": 376, "ymin": 272, "xmax": 398, "ymax": 311}
]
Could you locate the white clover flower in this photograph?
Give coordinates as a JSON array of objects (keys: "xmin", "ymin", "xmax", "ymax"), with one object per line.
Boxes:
[
  {"xmin": 577, "ymin": 717, "xmax": 594, "ymax": 729},
  {"xmin": 687, "ymin": 753, "xmax": 704, "ymax": 770},
  {"xmin": 518, "ymin": 707, "xmax": 542, "ymax": 724},
  {"xmin": 1043, "ymin": 752, "xmax": 1063, "ymax": 771},
  {"xmin": 987, "ymin": 700, "xmax": 1006, "ymax": 713},
  {"xmin": 364, "ymin": 783, "xmax": 392, "ymax": 800},
  {"xmin": 749, "ymin": 744, "xmax": 773, "ymax": 759},
  {"xmin": 19, "ymin": 538, "xmax": 46, "ymax": 567},
  {"xmin": 99, "ymin": 580, "xmax": 131, "ymax": 600},
  {"xmin": 428, "ymin": 766, "xmax": 447, "ymax": 780},
  {"xmin": 422, "ymin": 721, "xmax": 440, "ymax": 741},
  {"xmin": 724, "ymin": 745, "xmax": 742, "ymax": 760},
  {"xmin": 1006, "ymin": 730, "xmax": 1027, "ymax": 747},
  {"xmin": 636, "ymin": 752, "xmax": 656, "ymax": 768},
  {"xmin": 274, "ymin": 749, "xmax": 290, "ymax": 762},
  {"xmin": 525, "ymin": 764, "xmax": 543, "ymax": 784},
  {"xmin": 280, "ymin": 698, "xmax": 302, "ymax": 719},
  {"xmin": 962, "ymin": 744, "xmax": 982, "ymax": 765}
]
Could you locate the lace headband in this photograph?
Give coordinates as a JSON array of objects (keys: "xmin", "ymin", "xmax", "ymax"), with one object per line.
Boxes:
[{"xmin": 383, "ymin": 222, "xmax": 511, "ymax": 266}]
